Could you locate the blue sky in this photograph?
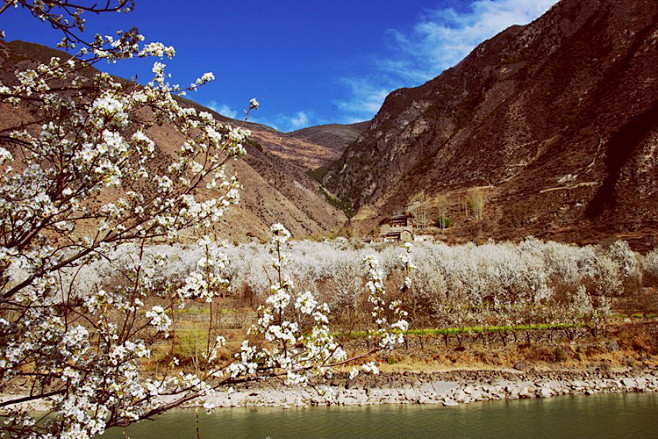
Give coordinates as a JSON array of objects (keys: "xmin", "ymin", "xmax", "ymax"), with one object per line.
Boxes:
[{"xmin": 2, "ymin": 0, "xmax": 558, "ymax": 131}]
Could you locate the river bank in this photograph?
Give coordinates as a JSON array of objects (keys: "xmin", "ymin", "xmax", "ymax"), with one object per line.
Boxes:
[
  {"xmin": 175, "ymin": 367, "xmax": 658, "ymax": 409},
  {"xmin": 3, "ymin": 367, "xmax": 657, "ymax": 413}
]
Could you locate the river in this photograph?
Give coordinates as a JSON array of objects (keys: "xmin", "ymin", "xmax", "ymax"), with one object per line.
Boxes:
[{"xmin": 100, "ymin": 392, "xmax": 658, "ymax": 438}]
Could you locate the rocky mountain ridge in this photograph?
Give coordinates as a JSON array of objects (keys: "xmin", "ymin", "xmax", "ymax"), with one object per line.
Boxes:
[{"xmin": 322, "ymin": 0, "xmax": 658, "ymax": 250}]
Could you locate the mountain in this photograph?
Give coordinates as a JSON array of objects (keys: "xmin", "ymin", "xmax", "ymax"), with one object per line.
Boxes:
[
  {"xmin": 289, "ymin": 122, "xmax": 370, "ymax": 154},
  {"xmin": 235, "ymin": 122, "xmax": 369, "ymax": 171},
  {"xmin": 0, "ymin": 40, "xmax": 348, "ymax": 241},
  {"xmin": 322, "ymin": 0, "xmax": 658, "ymax": 250}
]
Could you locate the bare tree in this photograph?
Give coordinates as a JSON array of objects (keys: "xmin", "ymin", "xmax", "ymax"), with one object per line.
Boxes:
[
  {"xmin": 409, "ymin": 191, "xmax": 430, "ymax": 229},
  {"xmin": 466, "ymin": 188, "xmax": 485, "ymax": 221}
]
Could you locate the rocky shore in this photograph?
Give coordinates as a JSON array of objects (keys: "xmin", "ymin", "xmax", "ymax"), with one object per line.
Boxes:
[
  {"xmin": 4, "ymin": 368, "xmax": 657, "ymax": 412},
  {"xmin": 192, "ymin": 368, "xmax": 658, "ymax": 409}
]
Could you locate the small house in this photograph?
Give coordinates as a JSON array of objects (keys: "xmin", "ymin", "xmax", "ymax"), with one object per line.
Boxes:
[
  {"xmin": 390, "ymin": 214, "xmax": 413, "ymax": 228},
  {"xmin": 383, "ymin": 229, "xmax": 414, "ymax": 242}
]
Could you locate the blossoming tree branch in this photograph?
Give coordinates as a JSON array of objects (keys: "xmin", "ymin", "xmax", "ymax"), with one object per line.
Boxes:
[{"xmin": 0, "ymin": 1, "xmax": 409, "ymax": 437}]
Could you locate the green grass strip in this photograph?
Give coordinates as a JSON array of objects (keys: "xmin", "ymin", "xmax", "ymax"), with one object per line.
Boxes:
[{"xmin": 337, "ymin": 322, "xmax": 579, "ymax": 339}]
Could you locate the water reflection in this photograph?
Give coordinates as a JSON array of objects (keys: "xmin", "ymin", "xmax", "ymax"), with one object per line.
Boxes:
[{"xmin": 100, "ymin": 392, "xmax": 658, "ymax": 438}]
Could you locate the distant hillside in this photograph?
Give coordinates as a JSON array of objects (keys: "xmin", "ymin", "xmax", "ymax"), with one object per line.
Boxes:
[
  {"xmin": 289, "ymin": 122, "xmax": 369, "ymax": 153},
  {"xmin": 0, "ymin": 40, "xmax": 348, "ymax": 241},
  {"xmin": 240, "ymin": 122, "xmax": 370, "ymax": 171},
  {"xmin": 323, "ymin": 0, "xmax": 658, "ymax": 250}
]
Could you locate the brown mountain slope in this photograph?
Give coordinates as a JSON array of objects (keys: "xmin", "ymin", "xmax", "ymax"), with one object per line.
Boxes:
[
  {"xmin": 245, "ymin": 122, "xmax": 369, "ymax": 170},
  {"xmin": 0, "ymin": 40, "xmax": 347, "ymax": 241},
  {"xmin": 248, "ymin": 129, "xmax": 340, "ymax": 171},
  {"xmin": 323, "ymin": 0, "xmax": 658, "ymax": 250},
  {"xmin": 289, "ymin": 122, "xmax": 369, "ymax": 153}
]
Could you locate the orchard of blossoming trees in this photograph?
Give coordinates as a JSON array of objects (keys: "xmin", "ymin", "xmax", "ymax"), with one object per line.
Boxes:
[
  {"xmin": 0, "ymin": 1, "xmax": 410, "ymax": 437},
  {"xmin": 84, "ymin": 237, "xmax": 656, "ymax": 335}
]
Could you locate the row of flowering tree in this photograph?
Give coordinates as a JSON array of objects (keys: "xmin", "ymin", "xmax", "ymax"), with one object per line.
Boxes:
[
  {"xmin": 0, "ymin": 2, "xmax": 409, "ymax": 437},
  {"xmin": 84, "ymin": 236, "xmax": 653, "ymax": 340},
  {"xmin": 207, "ymin": 237, "xmax": 648, "ymax": 332}
]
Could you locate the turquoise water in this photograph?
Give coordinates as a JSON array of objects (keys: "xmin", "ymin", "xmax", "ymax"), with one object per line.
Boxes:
[{"xmin": 101, "ymin": 392, "xmax": 658, "ymax": 438}]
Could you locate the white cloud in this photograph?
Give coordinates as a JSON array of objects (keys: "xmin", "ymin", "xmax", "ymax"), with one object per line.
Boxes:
[
  {"xmin": 206, "ymin": 100, "xmax": 238, "ymax": 119},
  {"xmin": 206, "ymin": 100, "xmax": 317, "ymax": 132},
  {"xmin": 333, "ymin": 77, "xmax": 394, "ymax": 123},
  {"xmin": 337, "ymin": 0, "xmax": 559, "ymax": 122},
  {"xmin": 388, "ymin": 0, "xmax": 559, "ymax": 76},
  {"xmin": 289, "ymin": 111, "xmax": 310, "ymax": 130},
  {"xmin": 252, "ymin": 110, "xmax": 318, "ymax": 132}
]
